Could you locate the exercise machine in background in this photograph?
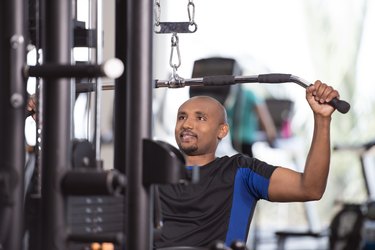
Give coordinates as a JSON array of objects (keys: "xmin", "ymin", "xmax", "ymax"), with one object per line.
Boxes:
[{"xmin": 331, "ymin": 140, "xmax": 375, "ymax": 250}]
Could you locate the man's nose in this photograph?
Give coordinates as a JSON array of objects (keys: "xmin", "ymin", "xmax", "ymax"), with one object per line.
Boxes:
[{"xmin": 182, "ymin": 117, "xmax": 193, "ymax": 128}]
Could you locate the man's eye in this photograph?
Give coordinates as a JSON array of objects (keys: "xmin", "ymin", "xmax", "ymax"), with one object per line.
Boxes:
[
  {"xmin": 197, "ymin": 116, "xmax": 206, "ymax": 121},
  {"xmin": 178, "ymin": 116, "xmax": 186, "ymax": 120}
]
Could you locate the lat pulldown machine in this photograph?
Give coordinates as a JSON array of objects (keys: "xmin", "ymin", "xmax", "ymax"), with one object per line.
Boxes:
[{"xmin": 0, "ymin": 1, "xmax": 351, "ymax": 250}]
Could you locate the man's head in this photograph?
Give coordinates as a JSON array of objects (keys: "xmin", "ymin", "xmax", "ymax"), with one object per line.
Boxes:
[{"xmin": 175, "ymin": 96, "xmax": 229, "ymax": 156}]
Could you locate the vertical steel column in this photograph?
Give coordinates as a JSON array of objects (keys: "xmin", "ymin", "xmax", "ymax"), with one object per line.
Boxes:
[
  {"xmin": 41, "ymin": 0, "xmax": 72, "ymax": 249},
  {"xmin": 114, "ymin": 0, "xmax": 127, "ymax": 176},
  {"xmin": 115, "ymin": 0, "xmax": 153, "ymax": 249},
  {"xmin": 0, "ymin": 0, "xmax": 26, "ymax": 249},
  {"xmin": 93, "ymin": 0, "xmax": 104, "ymax": 166}
]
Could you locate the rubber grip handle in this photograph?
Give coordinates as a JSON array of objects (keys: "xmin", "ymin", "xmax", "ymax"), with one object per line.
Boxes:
[
  {"xmin": 258, "ymin": 73, "xmax": 292, "ymax": 83},
  {"xmin": 203, "ymin": 75, "xmax": 236, "ymax": 86},
  {"xmin": 328, "ymin": 97, "xmax": 350, "ymax": 114},
  {"xmin": 258, "ymin": 73, "xmax": 350, "ymax": 114}
]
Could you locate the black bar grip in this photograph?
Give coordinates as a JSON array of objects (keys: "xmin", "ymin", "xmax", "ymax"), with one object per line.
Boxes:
[
  {"xmin": 258, "ymin": 73, "xmax": 292, "ymax": 83},
  {"xmin": 328, "ymin": 98, "xmax": 350, "ymax": 114},
  {"xmin": 258, "ymin": 74, "xmax": 350, "ymax": 114},
  {"xmin": 203, "ymin": 75, "xmax": 236, "ymax": 86}
]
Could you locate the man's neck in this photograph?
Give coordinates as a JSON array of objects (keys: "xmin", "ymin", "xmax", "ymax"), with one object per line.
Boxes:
[{"xmin": 185, "ymin": 153, "xmax": 216, "ymax": 167}]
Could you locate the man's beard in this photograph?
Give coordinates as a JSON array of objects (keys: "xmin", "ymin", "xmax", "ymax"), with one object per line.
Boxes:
[{"xmin": 179, "ymin": 144, "xmax": 198, "ymax": 155}]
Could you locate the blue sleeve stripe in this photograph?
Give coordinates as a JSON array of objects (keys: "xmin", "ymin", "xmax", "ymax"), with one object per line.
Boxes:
[
  {"xmin": 252, "ymin": 172, "xmax": 272, "ymax": 200},
  {"xmin": 225, "ymin": 168, "xmax": 271, "ymax": 246},
  {"xmin": 225, "ymin": 170, "xmax": 257, "ymax": 246}
]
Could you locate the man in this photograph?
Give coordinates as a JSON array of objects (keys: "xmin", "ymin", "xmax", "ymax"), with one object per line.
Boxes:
[{"xmin": 154, "ymin": 80, "xmax": 339, "ymax": 249}]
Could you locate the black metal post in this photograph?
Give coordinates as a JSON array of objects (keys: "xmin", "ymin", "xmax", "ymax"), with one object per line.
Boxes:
[
  {"xmin": 115, "ymin": 0, "xmax": 153, "ymax": 249},
  {"xmin": 114, "ymin": 0, "xmax": 127, "ymax": 174},
  {"xmin": 41, "ymin": 0, "xmax": 72, "ymax": 249},
  {"xmin": 114, "ymin": 1, "xmax": 128, "ymax": 245},
  {"xmin": 0, "ymin": 0, "xmax": 26, "ymax": 249}
]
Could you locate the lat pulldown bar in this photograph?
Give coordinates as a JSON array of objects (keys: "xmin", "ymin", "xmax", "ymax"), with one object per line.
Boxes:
[{"xmin": 155, "ymin": 73, "xmax": 350, "ymax": 114}]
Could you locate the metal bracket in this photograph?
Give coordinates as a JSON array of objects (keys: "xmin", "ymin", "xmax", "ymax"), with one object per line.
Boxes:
[{"xmin": 154, "ymin": 22, "xmax": 197, "ymax": 34}]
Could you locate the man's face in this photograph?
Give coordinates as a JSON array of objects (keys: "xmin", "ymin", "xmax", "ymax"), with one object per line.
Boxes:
[{"xmin": 175, "ymin": 97, "xmax": 226, "ymax": 156}]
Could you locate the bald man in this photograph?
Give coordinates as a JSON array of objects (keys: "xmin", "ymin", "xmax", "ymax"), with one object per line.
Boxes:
[{"xmin": 154, "ymin": 80, "xmax": 339, "ymax": 249}]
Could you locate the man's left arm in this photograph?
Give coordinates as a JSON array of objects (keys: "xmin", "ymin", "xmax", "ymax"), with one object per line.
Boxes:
[{"xmin": 267, "ymin": 80, "xmax": 338, "ymax": 202}]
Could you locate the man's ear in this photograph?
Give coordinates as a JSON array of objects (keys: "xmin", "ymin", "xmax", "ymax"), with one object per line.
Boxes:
[{"xmin": 217, "ymin": 123, "xmax": 229, "ymax": 140}]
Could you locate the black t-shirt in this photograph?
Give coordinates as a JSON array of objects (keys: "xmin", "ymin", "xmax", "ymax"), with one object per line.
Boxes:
[{"xmin": 154, "ymin": 154, "xmax": 277, "ymax": 248}]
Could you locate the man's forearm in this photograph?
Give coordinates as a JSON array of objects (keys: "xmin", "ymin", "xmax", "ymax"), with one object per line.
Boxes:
[{"xmin": 302, "ymin": 115, "xmax": 332, "ymax": 199}]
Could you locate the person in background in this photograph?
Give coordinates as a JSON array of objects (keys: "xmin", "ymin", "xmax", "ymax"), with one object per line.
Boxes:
[
  {"xmin": 26, "ymin": 94, "xmax": 37, "ymax": 120},
  {"xmin": 227, "ymin": 85, "xmax": 277, "ymax": 157}
]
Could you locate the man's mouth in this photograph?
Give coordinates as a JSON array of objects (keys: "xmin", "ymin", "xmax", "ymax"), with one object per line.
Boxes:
[{"xmin": 180, "ymin": 131, "xmax": 197, "ymax": 141}]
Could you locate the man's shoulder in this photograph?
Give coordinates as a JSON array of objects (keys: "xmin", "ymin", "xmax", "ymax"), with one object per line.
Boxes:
[
  {"xmin": 221, "ymin": 154, "xmax": 277, "ymax": 178},
  {"xmin": 220, "ymin": 153, "xmax": 252, "ymax": 162},
  {"xmin": 214, "ymin": 153, "xmax": 253, "ymax": 168}
]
